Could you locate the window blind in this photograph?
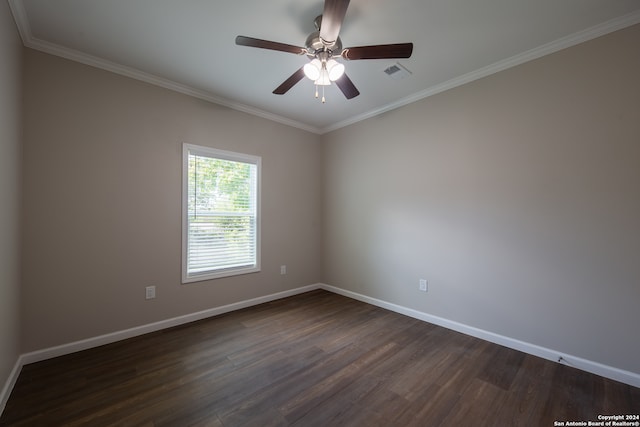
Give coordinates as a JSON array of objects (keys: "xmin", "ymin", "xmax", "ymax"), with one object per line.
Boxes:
[{"xmin": 183, "ymin": 145, "xmax": 260, "ymax": 282}]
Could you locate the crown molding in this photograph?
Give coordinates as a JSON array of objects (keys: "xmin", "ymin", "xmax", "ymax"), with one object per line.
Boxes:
[
  {"xmin": 320, "ymin": 9, "xmax": 640, "ymax": 134},
  {"xmin": 7, "ymin": 0, "xmax": 322, "ymax": 135},
  {"xmin": 7, "ymin": 0, "xmax": 30, "ymax": 44},
  {"xmin": 8, "ymin": 1, "xmax": 640, "ymax": 136},
  {"xmin": 27, "ymin": 37, "xmax": 323, "ymax": 135}
]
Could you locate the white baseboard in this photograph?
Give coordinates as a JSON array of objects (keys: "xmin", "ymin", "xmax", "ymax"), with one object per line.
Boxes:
[
  {"xmin": 0, "ymin": 358, "xmax": 22, "ymax": 416},
  {"xmin": 20, "ymin": 284, "xmax": 322, "ymax": 366},
  {"xmin": 2, "ymin": 281, "xmax": 638, "ymax": 416},
  {"xmin": 1, "ymin": 283, "xmax": 322, "ymax": 416},
  {"xmin": 318, "ymin": 283, "xmax": 640, "ymax": 388}
]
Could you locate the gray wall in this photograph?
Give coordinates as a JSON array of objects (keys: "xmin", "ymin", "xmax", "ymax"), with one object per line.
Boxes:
[
  {"xmin": 7, "ymin": 18, "xmax": 640, "ymax": 382},
  {"xmin": 21, "ymin": 50, "xmax": 323, "ymax": 352},
  {"xmin": 0, "ymin": 1, "xmax": 22, "ymax": 394},
  {"xmin": 323, "ymin": 24, "xmax": 640, "ymax": 374}
]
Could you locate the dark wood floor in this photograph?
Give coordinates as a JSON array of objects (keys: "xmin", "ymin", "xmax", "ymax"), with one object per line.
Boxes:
[{"xmin": 1, "ymin": 290, "xmax": 638, "ymax": 426}]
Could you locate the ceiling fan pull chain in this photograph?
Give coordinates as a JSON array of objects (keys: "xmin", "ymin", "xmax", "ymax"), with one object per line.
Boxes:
[
  {"xmin": 315, "ymin": 84, "xmax": 319, "ymax": 99},
  {"xmin": 322, "ymin": 84, "xmax": 326, "ymax": 104}
]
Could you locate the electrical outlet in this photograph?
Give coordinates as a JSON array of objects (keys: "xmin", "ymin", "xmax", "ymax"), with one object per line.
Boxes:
[
  {"xmin": 419, "ymin": 279, "xmax": 428, "ymax": 292},
  {"xmin": 280, "ymin": 265, "xmax": 287, "ymax": 275},
  {"xmin": 145, "ymin": 285, "xmax": 156, "ymax": 300}
]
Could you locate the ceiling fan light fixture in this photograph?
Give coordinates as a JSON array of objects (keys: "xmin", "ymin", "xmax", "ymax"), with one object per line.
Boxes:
[
  {"xmin": 314, "ymin": 68, "xmax": 332, "ymax": 86},
  {"xmin": 326, "ymin": 59, "xmax": 345, "ymax": 81},
  {"xmin": 303, "ymin": 59, "xmax": 322, "ymax": 80}
]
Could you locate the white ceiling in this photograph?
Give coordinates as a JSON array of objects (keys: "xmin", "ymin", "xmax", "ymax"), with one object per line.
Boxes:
[{"xmin": 9, "ymin": 0, "xmax": 640, "ymax": 134}]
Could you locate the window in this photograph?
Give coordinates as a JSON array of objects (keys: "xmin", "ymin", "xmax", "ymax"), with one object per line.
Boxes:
[{"xmin": 182, "ymin": 144, "xmax": 261, "ymax": 283}]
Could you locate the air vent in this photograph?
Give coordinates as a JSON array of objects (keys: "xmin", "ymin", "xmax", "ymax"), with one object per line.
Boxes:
[{"xmin": 383, "ymin": 62, "xmax": 412, "ymax": 80}]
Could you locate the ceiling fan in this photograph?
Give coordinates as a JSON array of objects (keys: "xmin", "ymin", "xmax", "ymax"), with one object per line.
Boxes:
[{"xmin": 235, "ymin": 0, "xmax": 413, "ymax": 102}]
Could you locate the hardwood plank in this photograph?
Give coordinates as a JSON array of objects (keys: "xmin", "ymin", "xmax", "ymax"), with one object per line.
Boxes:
[
  {"xmin": 1, "ymin": 289, "xmax": 638, "ymax": 426},
  {"xmin": 491, "ymin": 354, "xmax": 557, "ymax": 425},
  {"xmin": 217, "ymin": 344, "xmax": 368, "ymax": 426},
  {"xmin": 441, "ymin": 377, "xmax": 508, "ymax": 426},
  {"xmin": 476, "ymin": 344, "xmax": 526, "ymax": 390},
  {"xmin": 396, "ymin": 383, "xmax": 461, "ymax": 427},
  {"xmin": 278, "ymin": 341, "xmax": 400, "ymax": 422}
]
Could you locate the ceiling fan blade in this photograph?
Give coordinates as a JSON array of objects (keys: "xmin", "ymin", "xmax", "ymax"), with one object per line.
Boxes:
[
  {"xmin": 341, "ymin": 43, "xmax": 414, "ymax": 60},
  {"xmin": 319, "ymin": 0, "xmax": 350, "ymax": 46},
  {"xmin": 273, "ymin": 67, "xmax": 306, "ymax": 95},
  {"xmin": 235, "ymin": 36, "xmax": 306, "ymax": 55},
  {"xmin": 334, "ymin": 73, "xmax": 360, "ymax": 99}
]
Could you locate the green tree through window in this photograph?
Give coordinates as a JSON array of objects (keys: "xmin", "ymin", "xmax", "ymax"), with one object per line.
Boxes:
[{"xmin": 183, "ymin": 145, "xmax": 260, "ymax": 282}]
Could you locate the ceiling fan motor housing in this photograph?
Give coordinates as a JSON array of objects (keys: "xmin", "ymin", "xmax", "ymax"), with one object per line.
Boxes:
[{"xmin": 306, "ymin": 31, "xmax": 342, "ymax": 58}]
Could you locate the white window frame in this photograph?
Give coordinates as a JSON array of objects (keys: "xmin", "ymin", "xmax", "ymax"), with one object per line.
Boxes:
[{"xmin": 182, "ymin": 144, "xmax": 261, "ymax": 283}]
